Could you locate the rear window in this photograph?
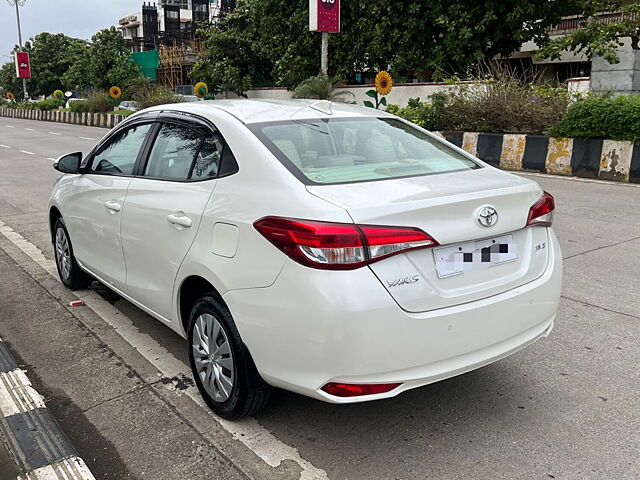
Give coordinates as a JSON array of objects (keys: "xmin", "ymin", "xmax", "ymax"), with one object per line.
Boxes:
[{"xmin": 250, "ymin": 118, "xmax": 479, "ymax": 185}]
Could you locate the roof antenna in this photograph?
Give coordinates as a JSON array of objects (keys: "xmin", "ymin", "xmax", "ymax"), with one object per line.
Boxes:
[{"xmin": 309, "ymin": 100, "xmax": 333, "ymax": 115}]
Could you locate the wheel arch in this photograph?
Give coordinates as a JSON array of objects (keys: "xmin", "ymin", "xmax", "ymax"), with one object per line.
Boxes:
[
  {"xmin": 49, "ymin": 206, "xmax": 63, "ymax": 241},
  {"xmin": 178, "ymin": 275, "xmax": 228, "ymax": 337}
]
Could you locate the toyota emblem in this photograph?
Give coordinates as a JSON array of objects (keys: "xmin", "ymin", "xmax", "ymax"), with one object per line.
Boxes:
[{"xmin": 477, "ymin": 206, "xmax": 498, "ymax": 227}]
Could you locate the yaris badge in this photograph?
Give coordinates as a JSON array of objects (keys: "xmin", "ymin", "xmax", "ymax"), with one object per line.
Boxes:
[{"xmin": 477, "ymin": 206, "xmax": 498, "ymax": 227}]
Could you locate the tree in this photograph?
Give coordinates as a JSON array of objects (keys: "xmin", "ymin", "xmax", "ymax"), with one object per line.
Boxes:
[
  {"xmin": 22, "ymin": 33, "xmax": 87, "ymax": 97},
  {"xmin": 537, "ymin": 1, "xmax": 640, "ymax": 64},
  {"xmin": 193, "ymin": 0, "xmax": 575, "ymax": 91},
  {"xmin": 0, "ymin": 61, "xmax": 23, "ymax": 99},
  {"xmin": 63, "ymin": 28, "xmax": 141, "ymax": 91},
  {"xmin": 0, "ymin": 33, "xmax": 85, "ymax": 99}
]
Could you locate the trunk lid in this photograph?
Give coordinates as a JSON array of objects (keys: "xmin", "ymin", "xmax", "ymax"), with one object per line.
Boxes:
[{"xmin": 307, "ymin": 167, "xmax": 550, "ymax": 312}]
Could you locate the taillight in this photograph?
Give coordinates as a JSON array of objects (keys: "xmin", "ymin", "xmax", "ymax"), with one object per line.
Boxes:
[
  {"xmin": 321, "ymin": 382, "xmax": 402, "ymax": 397},
  {"xmin": 254, "ymin": 216, "xmax": 438, "ymax": 270},
  {"xmin": 526, "ymin": 192, "xmax": 555, "ymax": 227}
]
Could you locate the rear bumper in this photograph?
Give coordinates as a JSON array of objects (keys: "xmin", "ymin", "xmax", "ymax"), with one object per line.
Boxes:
[{"xmin": 224, "ymin": 229, "xmax": 562, "ymax": 403}]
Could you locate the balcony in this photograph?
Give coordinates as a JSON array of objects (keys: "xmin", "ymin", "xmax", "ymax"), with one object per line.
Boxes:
[{"xmin": 548, "ymin": 11, "xmax": 640, "ymax": 36}]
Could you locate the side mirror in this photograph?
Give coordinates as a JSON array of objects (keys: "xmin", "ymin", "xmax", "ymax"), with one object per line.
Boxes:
[{"xmin": 54, "ymin": 152, "xmax": 82, "ymax": 174}]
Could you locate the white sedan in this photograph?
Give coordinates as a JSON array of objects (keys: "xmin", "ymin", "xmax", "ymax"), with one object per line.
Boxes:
[{"xmin": 49, "ymin": 100, "xmax": 562, "ymax": 418}]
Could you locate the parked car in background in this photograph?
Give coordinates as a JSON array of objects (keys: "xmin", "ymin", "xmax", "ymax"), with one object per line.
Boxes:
[{"xmin": 48, "ymin": 99, "xmax": 562, "ymax": 418}]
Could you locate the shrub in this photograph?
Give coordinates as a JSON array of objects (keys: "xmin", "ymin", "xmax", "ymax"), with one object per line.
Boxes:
[
  {"xmin": 135, "ymin": 87, "xmax": 180, "ymax": 109},
  {"xmin": 546, "ymin": 93, "xmax": 640, "ymax": 142},
  {"xmin": 124, "ymin": 77, "xmax": 180, "ymax": 109},
  {"xmin": 35, "ymin": 99, "xmax": 64, "ymax": 111},
  {"xmin": 292, "ymin": 75, "xmax": 354, "ymax": 103},
  {"xmin": 85, "ymin": 91, "xmax": 112, "ymax": 113},
  {"xmin": 431, "ymin": 81, "xmax": 570, "ymax": 135},
  {"xmin": 386, "ymin": 98, "xmax": 437, "ymax": 130},
  {"xmin": 69, "ymin": 100, "xmax": 89, "ymax": 113}
]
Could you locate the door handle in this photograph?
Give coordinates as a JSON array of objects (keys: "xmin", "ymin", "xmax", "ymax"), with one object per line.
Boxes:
[
  {"xmin": 104, "ymin": 200, "xmax": 121, "ymax": 212},
  {"xmin": 167, "ymin": 212, "xmax": 192, "ymax": 228}
]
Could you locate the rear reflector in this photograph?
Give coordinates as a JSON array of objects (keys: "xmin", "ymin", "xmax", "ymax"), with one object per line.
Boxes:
[
  {"xmin": 254, "ymin": 217, "xmax": 438, "ymax": 270},
  {"xmin": 321, "ymin": 382, "xmax": 402, "ymax": 397},
  {"xmin": 526, "ymin": 191, "xmax": 555, "ymax": 227}
]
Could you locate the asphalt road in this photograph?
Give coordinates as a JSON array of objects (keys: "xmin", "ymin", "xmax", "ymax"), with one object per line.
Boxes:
[{"xmin": 0, "ymin": 117, "xmax": 639, "ymax": 480}]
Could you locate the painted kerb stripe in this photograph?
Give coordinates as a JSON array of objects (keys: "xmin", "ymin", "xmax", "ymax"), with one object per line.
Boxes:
[{"xmin": 0, "ymin": 338, "xmax": 95, "ymax": 479}]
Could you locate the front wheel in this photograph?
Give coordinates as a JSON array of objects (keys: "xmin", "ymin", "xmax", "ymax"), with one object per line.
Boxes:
[
  {"xmin": 188, "ymin": 295, "xmax": 271, "ymax": 419},
  {"xmin": 53, "ymin": 217, "xmax": 90, "ymax": 290}
]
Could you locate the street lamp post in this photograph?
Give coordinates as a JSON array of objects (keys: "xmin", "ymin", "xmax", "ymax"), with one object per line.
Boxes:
[{"xmin": 7, "ymin": 0, "xmax": 28, "ymax": 100}]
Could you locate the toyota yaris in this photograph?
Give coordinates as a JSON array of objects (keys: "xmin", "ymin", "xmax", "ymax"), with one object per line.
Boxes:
[{"xmin": 49, "ymin": 99, "xmax": 562, "ymax": 418}]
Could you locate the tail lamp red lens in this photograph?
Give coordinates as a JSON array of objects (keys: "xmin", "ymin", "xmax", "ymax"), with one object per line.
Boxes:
[
  {"xmin": 526, "ymin": 191, "xmax": 555, "ymax": 227},
  {"xmin": 253, "ymin": 216, "xmax": 438, "ymax": 270},
  {"xmin": 321, "ymin": 382, "xmax": 402, "ymax": 397}
]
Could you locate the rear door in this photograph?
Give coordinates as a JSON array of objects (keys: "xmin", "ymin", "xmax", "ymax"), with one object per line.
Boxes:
[
  {"xmin": 64, "ymin": 120, "xmax": 155, "ymax": 290},
  {"xmin": 121, "ymin": 114, "xmax": 225, "ymax": 321}
]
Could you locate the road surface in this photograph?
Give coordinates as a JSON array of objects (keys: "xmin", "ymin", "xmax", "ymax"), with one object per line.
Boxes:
[{"xmin": 0, "ymin": 117, "xmax": 639, "ymax": 479}]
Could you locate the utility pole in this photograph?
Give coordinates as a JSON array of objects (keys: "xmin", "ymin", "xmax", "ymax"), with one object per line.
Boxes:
[
  {"xmin": 320, "ymin": 31, "xmax": 328, "ymax": 77},
  {"xmin": 7, "ymin": 0, "xmax": 29, "ymax": 100}
]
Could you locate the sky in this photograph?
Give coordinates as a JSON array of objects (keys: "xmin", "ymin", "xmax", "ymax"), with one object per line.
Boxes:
[{"xmin": 0, "ymin": 0, "xmax": 140, "ymax": 59}]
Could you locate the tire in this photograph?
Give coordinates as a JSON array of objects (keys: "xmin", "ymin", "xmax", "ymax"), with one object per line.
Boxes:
[
  {"xmin": 53, "ymin": 217, "xmax": 90, "ymax": 290},
  {"xmin": 188, "ymin": 295, "xmax": 271, "ymax": 419}
]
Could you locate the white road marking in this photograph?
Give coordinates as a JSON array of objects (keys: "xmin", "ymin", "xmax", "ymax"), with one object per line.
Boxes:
[
  {"xmin": 5, "ymin": 125, "xmax": 14, "ymax": 128},
  {"xmin": 47, "ymin": 157, "xmax": 56, "ymax": 161},
  {"xmin": 0, "ymin": 145, "xmax": 10, "ymax": 149},
  {"xmin": 17, "ymin": 457, "xmax": 95, "ymax": 480},
  {"xmin": 24, "ymin": 128, "xmax": 34, "ymax": 131},
  {"xmin": 49, "ymin": 132, "xmax": 61, "ymax": 135},
  {"xmin": 79, "ymin": 137, "xmax": 95, "ymax": 141},
  {"xmin": 0, "ymin": 219, "xmax": 329, "ymax": 480},
  {"xmin": 19, "ymin": 150, "xmax": 35, "ymax": 156}
]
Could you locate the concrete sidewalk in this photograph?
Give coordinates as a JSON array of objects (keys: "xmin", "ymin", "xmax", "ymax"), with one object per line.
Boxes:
[{"xmin": 0, "ymin": 436, "xmax": 19, "ymax": 478}]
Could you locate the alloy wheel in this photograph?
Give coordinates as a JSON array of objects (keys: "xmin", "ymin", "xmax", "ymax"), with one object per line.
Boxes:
[
  {"xmin": 192, "ymin": 313, "xmax": 235, "ymax": 402},
  {"xmin": 55, "ymin": 227, "xmax": 72, "ymax": 281}
]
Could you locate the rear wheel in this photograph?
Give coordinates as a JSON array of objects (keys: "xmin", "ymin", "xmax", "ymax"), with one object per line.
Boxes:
[
  {"xmin": 53, "ymin": 218, "xmax": 90, "ymax": 290},
  {"xmin": 188, "ymin": 295, "xmax": 271, "ymax": 419}
]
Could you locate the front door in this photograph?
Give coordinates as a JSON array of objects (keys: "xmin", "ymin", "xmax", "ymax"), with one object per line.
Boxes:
[
  {"xmin": 121, "ymin": 120, "xmax": 224, "ymax": 321},
  {"xmin": 65, "ymin": 122, "xmax": 153, "ymax": 290}
]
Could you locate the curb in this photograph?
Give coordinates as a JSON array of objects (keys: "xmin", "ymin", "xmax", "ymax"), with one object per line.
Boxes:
[
  {"xmin": 0, "ymin": 108, "xmax": 127, "ymax": 129},
  {"xmin": 0, "ymin": 338, "xmax": 95, "ymax": 480},
  {"xmin": 439, "ymin": 131, "xmax": 640, "ymax": 184}
]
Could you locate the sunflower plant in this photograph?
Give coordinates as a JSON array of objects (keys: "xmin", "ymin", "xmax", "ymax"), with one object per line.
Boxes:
[
  {"xmin": 194, "ymin": 82, "xmax": 213, "ymax": 100},
  {"xmin": 6, "ymin": 92, "xmax": 15, "ymax": 102},
  {"xmin": 364, "ymin": 71, "xmax": 393, "ymax": 109},
  {"xmin": 52, "ymin": 90, "xmax": 66, "ymax": 107}
]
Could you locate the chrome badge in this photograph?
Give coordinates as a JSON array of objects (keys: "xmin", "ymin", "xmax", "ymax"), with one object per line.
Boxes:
[{"xmin": 477, "ymin": 206, "xmax": 498, "ymax": 227}]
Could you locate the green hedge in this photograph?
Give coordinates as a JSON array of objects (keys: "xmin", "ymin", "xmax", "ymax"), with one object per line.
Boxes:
[{"xmin": 546, "ymin": 94, "xmax": 640, "ymax": 142}]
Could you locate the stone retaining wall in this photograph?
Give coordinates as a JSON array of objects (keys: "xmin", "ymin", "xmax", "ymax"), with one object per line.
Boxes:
[
  {"xmin": 0, "ymin": 108, "xmax": 127, "ymax": 129},
  {"xmin": 438, "ymin": 131, "xmax": 639, "ymax": 183}
]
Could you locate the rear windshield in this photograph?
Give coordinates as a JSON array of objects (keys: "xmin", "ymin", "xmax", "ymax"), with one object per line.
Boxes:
[{"xmin": 250, "ymin": 118, "xmax": 479, "ymax": 185}]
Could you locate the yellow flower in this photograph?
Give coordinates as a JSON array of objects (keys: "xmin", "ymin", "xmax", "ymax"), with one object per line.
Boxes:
[
  {"xmin": 375, "ymin": 71, "xmax": 393, "ymax": 96},
  {"xmin": 53, "ymin": 89, "xmax": 64, "ymax": 99},
  {"xmin": 6, "ymin": 92, "xmax": 15, "ymax": 101},
  {"xmin": 109, "ymin": 86, "xmax": 123, "ymax": 100},
  {"xmin": 194, "ymin": 82, "xmax": 208, "ymax": 99}
]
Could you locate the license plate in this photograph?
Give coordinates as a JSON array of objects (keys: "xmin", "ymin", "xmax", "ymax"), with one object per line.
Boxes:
[{"xmin": 433, "ymin": 234, "xmax": 518, "ymax": 278}]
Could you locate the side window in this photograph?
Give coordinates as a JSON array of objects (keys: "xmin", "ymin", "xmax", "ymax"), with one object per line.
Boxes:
[
  {"xmin": 144, "ymin": 123, "xmax": 203, "ymax": 181},
  {"xmin": 190, "ymin": 134, "xmax": 224, "ymax": 180},
  {"xmin": 91, "ymin": 124, "xmax": 152, "ymax": 175}
]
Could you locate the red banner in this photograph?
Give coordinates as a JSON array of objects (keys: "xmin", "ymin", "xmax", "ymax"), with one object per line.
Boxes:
[
  {"xmin": 309, "ymin": 0, "xmax": 340, "ymax": 33},
  {"xmin": 15, "ymin": 52, "xmax": 31, "ymax": 79}
]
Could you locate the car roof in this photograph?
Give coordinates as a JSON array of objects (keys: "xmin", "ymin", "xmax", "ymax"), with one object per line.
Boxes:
[{"xmin": 150, "ymin": 99, "xmax": 395, "ymax": 125}]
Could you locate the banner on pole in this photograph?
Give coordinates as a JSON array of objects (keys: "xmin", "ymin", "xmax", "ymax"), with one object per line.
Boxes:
[
  {"xmin": 309, "ymin": 0, "xmax": 340, "ymax": 33},
  {"xmin": 15, "ymin": 52, "xmax": 31, "ymax": 79}
]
